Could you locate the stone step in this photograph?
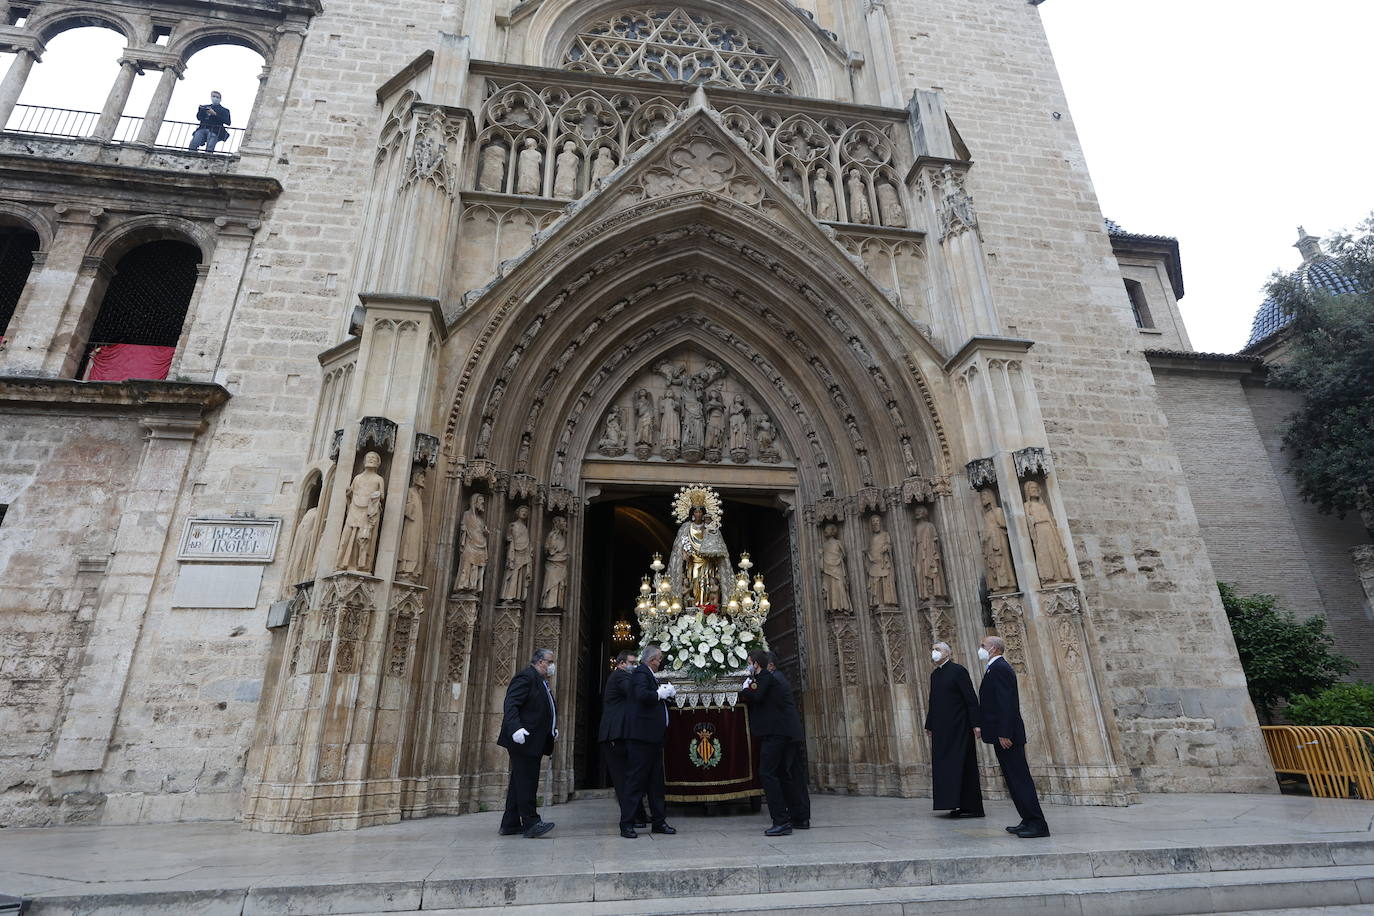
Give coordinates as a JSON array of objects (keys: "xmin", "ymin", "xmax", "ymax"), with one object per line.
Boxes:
[
  {"xmin": 366, "ymin": 865, "xmax": 1374, "ymax": 916},
  {"xmin": 22, "ymin": 838, "xmax": 1374, "ymax": 916}
]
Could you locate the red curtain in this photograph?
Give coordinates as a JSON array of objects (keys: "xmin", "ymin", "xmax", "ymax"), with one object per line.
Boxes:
[{"xmin": 87, "ymin": 344, "xmax": 175, "ymax": 382}]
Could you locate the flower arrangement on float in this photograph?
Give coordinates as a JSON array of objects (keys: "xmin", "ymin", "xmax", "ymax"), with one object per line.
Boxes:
[{"xmin": 632, "ymin": 485, "xmax": 771, "ymax": 685}]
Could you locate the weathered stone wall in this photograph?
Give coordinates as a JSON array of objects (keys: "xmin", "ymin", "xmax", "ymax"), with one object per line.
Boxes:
[
  {"xmin": 885, "ymin": 0, "xmax": 1273, "ymax": 791},
  {"xmin": 0, "ymin": 414, "xmax": 141, "ymax": 825}
]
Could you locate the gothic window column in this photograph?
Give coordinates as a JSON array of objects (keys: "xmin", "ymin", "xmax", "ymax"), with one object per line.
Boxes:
[
  {"xmin": 133, "ymin": 63, "xmax": 184, "ymax": 146},
  {"xmin": 93, "ymin": 59, "xmax": 142, "ymax": 142}
]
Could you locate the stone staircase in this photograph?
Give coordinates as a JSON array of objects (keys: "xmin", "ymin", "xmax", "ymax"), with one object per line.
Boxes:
[{"xmin": 24, "ymin": 836, "xmax": 1374, "ymax": 916}]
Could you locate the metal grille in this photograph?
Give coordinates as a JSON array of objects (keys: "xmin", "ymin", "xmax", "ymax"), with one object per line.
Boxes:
[
  {"xmin": 0, "ymin": 227, "xmax": 39, "ymax": 336},
  {"xmin": 88, "ymin": 240, "xmax": 201, "ymax": 347}
]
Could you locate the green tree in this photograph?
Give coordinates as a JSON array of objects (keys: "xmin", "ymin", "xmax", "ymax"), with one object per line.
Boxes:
[
  {"xmin": 1287, "ymin": 683, "xmax": 1374, "ymax": 729},
  {"xmin": 1219, "ymin": 582, "xmax": 1353, "ymax": 723},
  {"xmin": 1264, "ymin": 215, "xmax": 1374, "ymax": 536}
]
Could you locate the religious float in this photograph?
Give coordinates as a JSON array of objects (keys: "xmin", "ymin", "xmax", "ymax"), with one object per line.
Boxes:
[{"xmin": 629, "ymin": 485, "xmax": 772, "ymax": 803}]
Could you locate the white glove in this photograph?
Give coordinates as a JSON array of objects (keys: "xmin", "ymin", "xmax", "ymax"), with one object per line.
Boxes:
[
  {"xmin": 553, "ymin": 728, "xmax": 559, "ymax": 739},
  {"xmin": 665, "ymin": 683, "xmax": 677, "ymax": 697},
  {"xmin": 656, "ymin": 685, "xmax": 673, "ymax": 700},
  {"xmin": 512, "ymin": 727, "xmax": 529, "ymax": 744},
  {"xmin": 742, "ymin": 677, "xmax": 753, "ymax": 690}
]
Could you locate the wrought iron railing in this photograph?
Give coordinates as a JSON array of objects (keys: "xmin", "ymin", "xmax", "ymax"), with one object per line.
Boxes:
[{"xmin": 3, "ymin": 104, "xmax": 245, "ymax": 154}]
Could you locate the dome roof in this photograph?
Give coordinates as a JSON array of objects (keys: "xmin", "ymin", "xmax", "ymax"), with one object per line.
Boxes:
[{"xmin": 1244, "ymin": 227, "xmax": 1362, "ymax": 349}]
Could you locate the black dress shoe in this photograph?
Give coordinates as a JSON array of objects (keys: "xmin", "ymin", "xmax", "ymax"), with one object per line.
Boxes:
[
  {"xmin": 764, "ymin": 823, "xmax": 792, "ymax": 836},
  {"xmin": 620, "ymin": 827, "xmax": 638, "ymax": 839},
  {"xmin": 1015, "ymin": 824, "xmax": 1050, "ymax": 839},
  {"xmin": 1005, "ymin": 824, "xmax": 1026, "ymax": 833},
  {"xmin": 498, "ymin": 826, "xmax": 523, "ymax": 836},
  {"xmin": 954, "ymin": 810, "xmax": 985, "ymax": 818},
  {"xmin": 651, "ymin": 823, "xmax": 677, "ymax": 834},
  {"xmin": 939, "ymin": 809, "xmax": 962, "ymax": 818},
  {"xmin": 523, "ymin": 820, "xmax": 555, "ymax": 838},
  {"xmin": 792, "ymin": 820, "xmax": 810, "ymax": 829}
]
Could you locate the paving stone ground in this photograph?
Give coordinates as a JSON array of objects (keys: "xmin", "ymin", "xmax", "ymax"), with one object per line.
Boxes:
[{"xmin": 2, "ymin": 791, "xmax": 1372, "ymax": 905}]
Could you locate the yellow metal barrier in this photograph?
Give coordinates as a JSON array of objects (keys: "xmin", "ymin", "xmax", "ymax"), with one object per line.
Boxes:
[{"xmin": 1262, "ymin": 725, "xmax": 1374, "ymax": 799}]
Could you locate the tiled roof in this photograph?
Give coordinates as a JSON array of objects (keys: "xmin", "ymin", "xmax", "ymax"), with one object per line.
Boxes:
[
  {"xmin": 1245, "ymin": 257, "xmax": 1363, "ymax": 349},
  {"xmin": 1105, "ymin": 218, "xmax": 1177, "ymax": 244}
]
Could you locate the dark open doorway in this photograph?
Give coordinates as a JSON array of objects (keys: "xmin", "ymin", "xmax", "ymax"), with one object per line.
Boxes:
[{"xmin": 574, "ymin": 489, "xmax": 798, "ymax": 791}]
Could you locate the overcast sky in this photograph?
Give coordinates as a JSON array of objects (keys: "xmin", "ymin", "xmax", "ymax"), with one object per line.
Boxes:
[
  {"xmin": 1038, "ymin": 0, "xmax": 1374, "ymax": 352},
  {"xmin": 6, "ymin": 8, "xmax": 1372, "ymax": 351}
]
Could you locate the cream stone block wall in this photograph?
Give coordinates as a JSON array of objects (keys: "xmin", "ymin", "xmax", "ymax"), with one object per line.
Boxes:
[{"xmin": 885, "ymin": 0, "xmax": 1272, "ymax": 791}]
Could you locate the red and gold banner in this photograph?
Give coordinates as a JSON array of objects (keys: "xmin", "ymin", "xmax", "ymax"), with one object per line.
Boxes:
[{"xmin": 663, "ymin": 704, "xmax": 762, "ymax": 802}]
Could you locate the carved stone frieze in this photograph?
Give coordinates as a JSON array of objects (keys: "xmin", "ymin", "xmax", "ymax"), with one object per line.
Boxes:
[
  {"xmin": 989, "ymin": 593, "xmax": 1026, "ymax": 672},
  {"xmin": 966, "ymin": 457, "xmax": 996, "ymax": 490},
  {"xmin": 827, "ymin": 611, "xmax": 859, "ymax": 687},
  {"xmin": 1041, "ymin": 586, "xmax": 1084, "ymax": 672},
  {"xmin": 876, "ymin": 609, "xmax": 910, "ymax": 686},
  {"xmin": 358, "ymin": 416, "xmax": 397, "ymax": 454},
  {"xmin": 444, "ymin": 597, "xmax": 479, "ymax": 684},
  {"xmin": 901, "ymin": 475, "xmax": 935, "ymax": 505},
  {"xmin": 412, "ymin": 433, "xmax": 440, "ymax": 468},
  {"xmin": 1014, "ymin": 446, "xmax": 1051, "ymax": 480}
]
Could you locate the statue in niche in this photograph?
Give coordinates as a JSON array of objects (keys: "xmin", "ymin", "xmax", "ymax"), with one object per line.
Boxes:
[
  {"xmin": 553, "ymin": 141, "xmax": 580, "ymax": 198},
  {"xmin": 778, "ymin": 164, "xmax": 805, "ymax": 205},
  {"xmin": 598, "ymin": 406, "xmax": 626, "ymax": 456},
  {"xmin": 591, "ymin": 146, "xmax": 616, "ymax": 185},
  {"xmin": 812, "ymin": 167, "xmax": 837, "ymax": 221},
  {"xmin": 515, "ymin": 137, "xmax": 543, "ymax": 196},
  {"xmin": 476, "ymin": 417, "xmax": 493, "ymax": 456},
  {"xmin": 755, "ymin": 413, "xmax": 780, "ymax": 463},
  {"xmin": 283, "ymin": 503, "xmax": 321, "ymax": 590},
  {"xmin": 912, "ymin": 503, "xmax": 948, "ymax": 602},
  {"xmin": 335, "ymin": 451, "xmax": 386, "ymax": 574},
  {"xmin": 681, "ymin": 379, "xmax": 705, "ymax": 461},
  {"xmin": 877, "ymin": 180, "xmax": 906, "ymax": 228},
  {"xmin": 846, "ymin": 170, "xmax": 871, "ymax": 224},
  {"xmin": 477, "ymin": 142, "xmax": 507, "ymax": 192},
  {"xmin": 453, "ymin": 493, "xmax": 488, "ymax": 593},
  {"xmin": 659, "ymin": 386, "xmax": 682, "ymax": 458},
  {"xmin": 633, "ymin": 388, "xmax": 655, "ymax": 459},
  {"xmin": 820, "ymin": 523, "xmax": 852, "ymax": 612},
  {"xmin": 500, "ymin": 504, "xmax": 532, "ymax": 601},
  {"xmin": 728, "ymin": 394, "xmax": 751, "ymax": 462},
  {"xmin": 539, "ymin": 515, "xmax": 569, "ymax": 609},
  {"xmin": 396, "ymin": 468, "xmax": 426, "ymax": 582},
  {"xmin": 979, "ymin": 488, "xmax": 1017, "ymax": 593},
  {"xmin": 1023, "ymin": 480, "xmax": 1074, "ymax": 586},
  {"xmin": 864, "ymin": 514, "xmax": 897, "ymax": 607},
  {"xmin": 704, "ymin": 388, "xmax": 726, "ymax": 461}
]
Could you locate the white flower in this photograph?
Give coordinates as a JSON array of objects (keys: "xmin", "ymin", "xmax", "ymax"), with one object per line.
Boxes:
[
  {"xmin": 705, "ymin": 634, "xmax": 719, "ymax": 647},
  {"xmin": 693, "ymin": 654, "xmax": 707, "ymax": 668},
  {"xmin": 673, "ymin": 656, "xmax": 685, "ymax": 669},
  {"xmin": 740, "ymin": 631, "xmax": 754, "ymax": 642},
  {"xmin": 698, "ymin": 641, "xmax": 709, "ymax": 654},
  {"xmin": 712, "ymin": 648, "xmax": 724, "ymax": 663},
  {"xmin": 720, "ymin": 633, "xmax": 735, "ymax": 646},
  {"xmin": 734, "ymin": 645, "xmax": 748, "ymax": 660}
]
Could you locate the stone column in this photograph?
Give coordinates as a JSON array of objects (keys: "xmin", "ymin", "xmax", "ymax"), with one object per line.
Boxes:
[
  {"xmin": 172, "ymin": 218, "xmax": 261, "ymax": 381},
  {"xmin": 51, "ymin": 416, "xmax": 206, "ymax": 773},
  {"xmin": 862, "ymin": 0, "xmax": 903, "ymax": 108},
  {"xmin": 0, "ymin": 204, "xmax": 103, "ymax": 376},
  {"xmin": 93, "ymin": 59, "xmax": 141, "ymax": 141},
  {"xmin": 237, "ymin": 25, "xmax": 307, "ymax": 166},
  {"xmin": 0, "ymin": 38, "xmax": 43, "ymax": 129},
  {"xmin": 949, "ymin": 340, "xmax": 1134, "ymax": 804},
  {"xmin": 245, "ymin": 295, "xmax": 449, "ymax": 833},
  {"xmin": 134, "ymin": 64, "xmax": 182, "ymax": 146}
]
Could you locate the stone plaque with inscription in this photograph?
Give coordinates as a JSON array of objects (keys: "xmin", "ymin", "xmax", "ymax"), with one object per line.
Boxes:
[{"xmin": 178, "ymin": 518, "xmax": 282, "ymax": 563}]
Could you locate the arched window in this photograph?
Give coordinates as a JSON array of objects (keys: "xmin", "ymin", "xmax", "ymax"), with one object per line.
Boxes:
[
  {"xmin": 563, "ymin": 8, "xmax": 791, "ymax": 93},
  {"xmin": 82, "ymin": 240, "xmax": 201, "ymax": 380},
  {"xmin": 0, "ymin": 223, "xmax": 40, "ymax": 338},
  {"xmin": 8, "ymin": 25, "xmax": 126, "ymax": 136}
]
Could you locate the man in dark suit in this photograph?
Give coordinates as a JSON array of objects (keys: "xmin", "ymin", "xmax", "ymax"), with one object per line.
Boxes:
[
  {"xmin": 600, "ymin": 650, "xmax": 648, "ymax": 827},
  {"xmin": 619, "ymin": 644, "xmax": 677, "ymax": 838},
  {"xmin": 977, "ymin": 636, "xmax": 1049, "ymax": 838},
  {"xmin": 739, "ymin": 650, "xmax": 810, "ymax": 836},
  {"xmin": 496, "ymin": 648, "xmax": 557, "ymax": 838},
  {"xmin": 925, "ymin": 641, "xmax": 984, "ymax": 818}
]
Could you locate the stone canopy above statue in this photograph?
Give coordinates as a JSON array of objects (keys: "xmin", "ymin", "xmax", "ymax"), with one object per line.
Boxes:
[{"xmin": 590, "ymin": 348, "xmax": 792, "ymax": 467}]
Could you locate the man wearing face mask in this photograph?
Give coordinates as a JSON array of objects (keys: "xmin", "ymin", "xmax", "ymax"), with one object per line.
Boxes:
[
  {"xmin": 739, "ymin": 650, "xmax": 809, "ymax": 835},
  {"xmin": 600, "ymin": 650, "xmax": 648, "ymax": 828},
  {"xmin": 924, "ymin": 642, "xmax": 984, "ymax": 819},
  {"xmin": 496, "ymin": 648, "xmax": 558, "ymax": 838},
  {"xmin": 619, "ymin": 645, "xmax": 677, "ymax": 838},
  {"xmin": 977, "ymin": 636, "xmax": 1049, "ymax": 838}
]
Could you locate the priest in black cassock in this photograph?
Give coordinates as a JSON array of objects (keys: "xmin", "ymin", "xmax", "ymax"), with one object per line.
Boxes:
[{"xmin": 924, "ymin": 641, "xmax": 984, "ymax": 818}]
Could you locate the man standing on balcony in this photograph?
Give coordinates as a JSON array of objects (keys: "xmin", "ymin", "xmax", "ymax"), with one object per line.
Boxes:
[{"xmin": 189, "ymin": 91, "xmax": 231, "ymax": 152}]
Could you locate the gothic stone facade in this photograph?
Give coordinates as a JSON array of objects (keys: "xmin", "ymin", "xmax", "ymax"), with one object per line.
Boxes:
[{"xmin": 0, "ymin": 0, "xmax": 1274, "ymax": 830}]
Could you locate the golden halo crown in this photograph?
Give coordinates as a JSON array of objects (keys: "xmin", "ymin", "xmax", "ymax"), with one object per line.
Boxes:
[{"xmin": 672, "ymin": 485, "xmax": 723, "ymax": 529}]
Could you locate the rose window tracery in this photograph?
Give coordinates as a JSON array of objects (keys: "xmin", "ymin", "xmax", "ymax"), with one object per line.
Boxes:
[{"xmin": 564, "ymin": 8, "xmax": 792, "ymax": 94}]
